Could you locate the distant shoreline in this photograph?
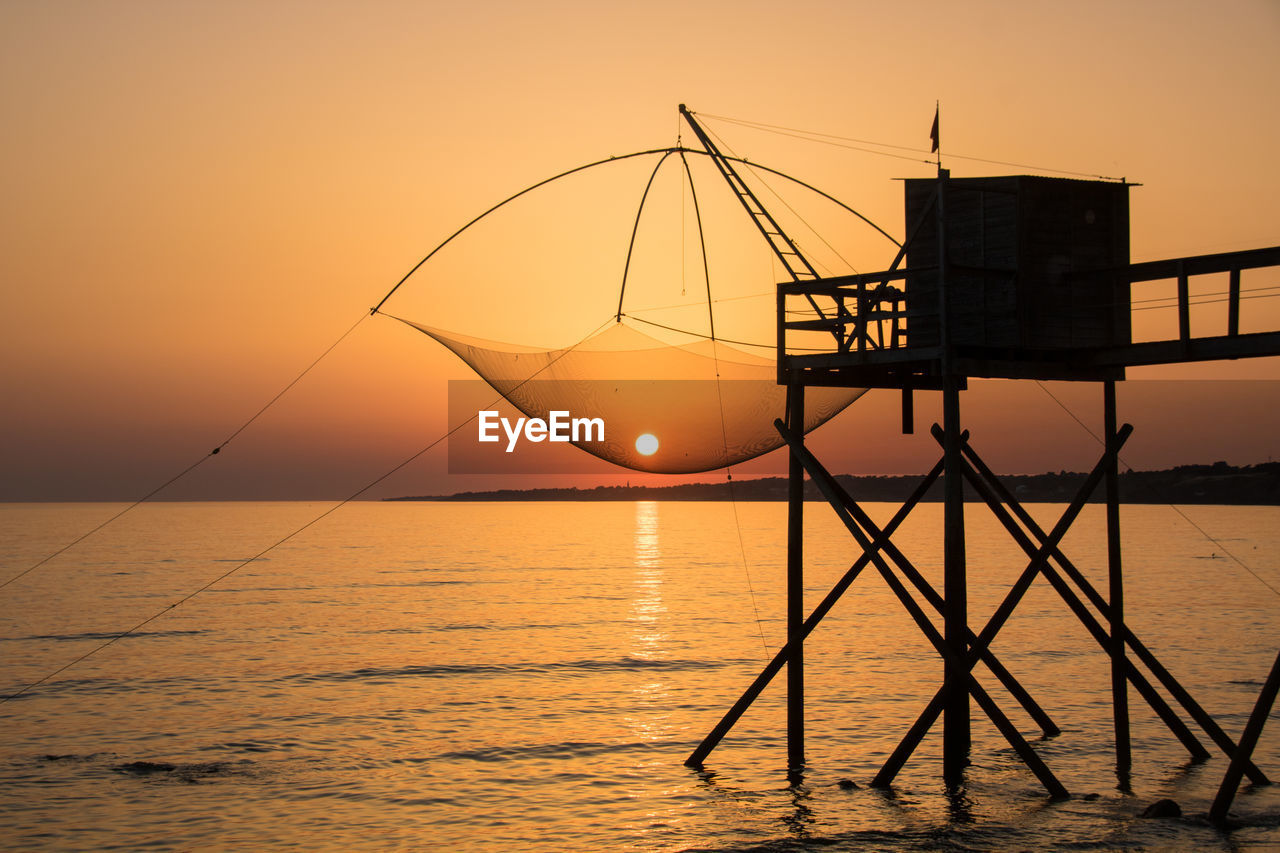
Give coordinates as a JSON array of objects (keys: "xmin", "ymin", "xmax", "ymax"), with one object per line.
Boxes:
[{"xmin": 389, "ymin": 461, "xmax": 1280, "ymax": 504}]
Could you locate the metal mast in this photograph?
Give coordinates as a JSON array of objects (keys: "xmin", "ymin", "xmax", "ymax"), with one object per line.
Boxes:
[{"xmin": 679, "ymin": 105, "xmax": 821, "ymax": 283}]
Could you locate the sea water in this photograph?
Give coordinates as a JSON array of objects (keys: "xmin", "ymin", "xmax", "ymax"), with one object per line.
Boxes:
[{"xmin": 1, "ymin": 500, "xmax": 1279, "ymax": 851}]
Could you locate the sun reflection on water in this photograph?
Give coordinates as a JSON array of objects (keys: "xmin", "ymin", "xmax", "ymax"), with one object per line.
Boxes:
[
  {"xmin": 629, "ymin": 500, "xmax": 666, "ymax": 659},
  {"xmin": 626, "ymin": 500, "xmax": 673, "ymax": 748}
]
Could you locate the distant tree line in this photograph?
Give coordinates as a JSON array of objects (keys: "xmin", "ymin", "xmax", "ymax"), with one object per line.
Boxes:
[{"xmin": 390, "ymin": 461, "xmax": 1280, "ymax": 505}]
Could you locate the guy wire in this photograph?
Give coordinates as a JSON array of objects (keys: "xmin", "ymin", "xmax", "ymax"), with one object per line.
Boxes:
[
  {"xmin": 701, "ymin": 111, "xmax": 1124, "ymax": 182},
  {"xmin": 1033, "ymin": 380, "xmax": 1280, "ymax": 600},
  {"xmin": 2, "ymin": 315, "xmax": 617, "ymax": 704},
  {"xmin": 702, "ymin": 123, "xmax": 856, "ymax": 276},
  {"xmin": 680, "ymin": 148, "xmax": 771, "ymax": 659},
  {"xmin": 8, "ymin": 147, "xmax": 690, "ymax": 591},
  {"xmin": 0, "ymin": 312, "xmax": 369, "ymax": 592}
]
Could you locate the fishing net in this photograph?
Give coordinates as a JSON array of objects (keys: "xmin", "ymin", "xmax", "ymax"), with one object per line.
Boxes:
[{"xmin": 398, "ymin": 317, "xmax": 865, "ymax": 473}]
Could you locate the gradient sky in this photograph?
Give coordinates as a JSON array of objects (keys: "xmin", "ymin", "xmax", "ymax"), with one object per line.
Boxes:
[{"xmin": 1, "ymin": 0, "xmax": 1278, "ymax": 500}]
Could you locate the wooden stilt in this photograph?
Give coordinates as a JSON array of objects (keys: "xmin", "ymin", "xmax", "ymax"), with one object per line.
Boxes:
[
  {"xmin": 1228, "ymin": 268, "xmax": 1241, "ymax": 337},
  {"xmin": 1210, "ymin": 649, "xmax": 1280, "ymax": 824},
  {"xmin": 791, "ymin": 426, "xmax": 1059, "ymax": 738},
  {"xmin": 869, "ymin": 550, "xmax": 1068, "ymax": 798},
  {"xmin": 942, "ymin": 374, "xmax": 969, "ymax": 782},
  {"xmin": 777, "ymin": 422, "xmax": 1064, "ymax": 795},
  {"xmin": 683, "ymin": 458, "xmax": 944, "ymax": 768},
  {"xmin": 950, "ymin": 434, "xmax": 1214, "ymax": 764},
  {"xmin": 960, "ymin": 437, "xmax": 1269, "ymax": 782},
  {"xmin": 869, "ymin": 423, "xmax": 1128, "ymax": 788},
  {"xmin": 842, "ymin": 510, "xmax": 1060, "ymax": 738},
  {"xmin": 931, "ymin": 165, "xmax": 969, "ymax": 784},
  {"xmin": 786, "ymin": 382, "xmax": 805, "ymax": 771},
  {"xmin": 1105, "ymin": 381, "xmax": 1131, "ymax": 781}
]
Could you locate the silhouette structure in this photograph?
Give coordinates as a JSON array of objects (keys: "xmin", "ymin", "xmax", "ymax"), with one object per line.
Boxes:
[{"xmin": 677, "ymin": 106, "xmax": 1280, "ymax": 817}]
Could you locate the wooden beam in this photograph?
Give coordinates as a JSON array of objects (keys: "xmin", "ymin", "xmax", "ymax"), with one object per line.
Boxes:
[
  {"xmin": 779, "ymin": 422, "xmax": 1064, "ymax": 797},
  {"xmin": 961, "ymin": 437, "xmax": 1269, "ymax": 783},
  {"xmin": 1229, "ymin": 268, "xmax": 1241, "ymax": 337},
  {"xmin": 1122, "ymin": 245, "xmax": 1280, "ymax": 282},
  {"xmin": 1087, "ymin": 330, "xmax": 1280, "ymax": 367},
  {"xmin": 1211, "ymin": 649, "xmax": 1280, "ymax": 824},
  {"xmin": 1178, "ymin": 261, "xmax": 1191, "ymax": 342},
  {"xmin": 683, "ymin": 458, "xmax": 944, "ymax": 768},
  {"xmin": 789, "ymin": 431, "xmax": 1060, "ymax": 739},
  {"xmin": 950, "ymin": 431, "xmax": 1214, "ymax": 765}
]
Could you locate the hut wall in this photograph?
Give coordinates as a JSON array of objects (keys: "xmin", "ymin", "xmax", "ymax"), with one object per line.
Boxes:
[{"xmin": 904, "ymin": 175, "xmax": 1130, "ymax": 351}]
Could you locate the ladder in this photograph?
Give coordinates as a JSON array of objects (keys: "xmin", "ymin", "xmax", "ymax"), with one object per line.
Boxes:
[{"xmin": 679, "ymin": 105, "xmax": 820, "ymax": 284}]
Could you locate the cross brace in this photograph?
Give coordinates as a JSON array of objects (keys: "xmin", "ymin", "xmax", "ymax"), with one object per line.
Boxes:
[
  {"xmin": 952, "ymin": 428, "xmax": 1268, "ymax": 785},
  {"xmin": 685, "ymin": 418, "xmax": 1270, "ymax": 796}
]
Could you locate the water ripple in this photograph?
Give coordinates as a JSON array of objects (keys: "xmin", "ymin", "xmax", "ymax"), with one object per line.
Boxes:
[
  {"xmin": 434, "ymin": 738, "xmax": 665, "ymax": 762},
  {"xmin": 289, "ymin": 656, "xmax": 735, "ymax": 684},
  {"xmin": 2, "ymin": 629, "xmax": 210, "ymax": 643}
]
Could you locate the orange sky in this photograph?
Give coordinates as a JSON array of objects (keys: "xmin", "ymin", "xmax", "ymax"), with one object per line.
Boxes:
[{"xmin": 1, "ymin": 0, "xmax": 1278, "ymax": 500}]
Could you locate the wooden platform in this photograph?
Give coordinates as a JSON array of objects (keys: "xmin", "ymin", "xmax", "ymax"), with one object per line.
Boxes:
[{"xmin": 779, "ymin": 245, "xmax": 1280, "ymax": 385}]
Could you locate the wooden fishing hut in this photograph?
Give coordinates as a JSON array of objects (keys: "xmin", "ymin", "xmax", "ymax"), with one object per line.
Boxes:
[{"xmin": 679, "ymin": 104, "xmax": 1280, "ymax": 818}]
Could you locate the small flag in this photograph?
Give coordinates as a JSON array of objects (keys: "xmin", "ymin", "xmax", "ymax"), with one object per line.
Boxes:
[{"xmin": 929, "ymin": 104, "xmax": 940, "ymax": 153}]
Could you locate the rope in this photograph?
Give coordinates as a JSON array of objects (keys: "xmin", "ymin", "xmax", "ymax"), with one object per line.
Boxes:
[
  {"xmin": 0, "ymin": 312, "xmax": 369, "ymax": 592},
  {"xmin": 4, "ymin": 147, "xmax": 695, "ymax": 592},
  {"xmin": 626, "ymin": 290, "xmax": 774, "ymax": 316},
  {"xmin": 1131, "ymin": 286, "xmax": 1280, "ymax": 313},
  {"xmin": 617, "ymin": 313, "xmax": 836, "ymax": 355},
  {"xmin": 743, "ymin": 161, "xmax": 858, "ymax": 276},
  {"xmin": 700, "ymin": 111, "xmax": 1125, "ymax": 182},
  {"xmin": 4, "ymin": 134, "xmax": 895, "ymax": 650},
  {"xmin": 684, "ymin": 140, "xmax": 900, "ymax": 249},
  {"xmin": 709, "ymin": 117, "xmax": 937, "ymax": 167},
  {"xmin": 713, "ymin": 346, "xmax": 772, "ymax": 661},
  {"xmin": 679, "ymin": 150, "xmax": 770, "ymax": 657},
  {"xmin": 618, "ymin": 314, "xmax": 767, "ymax": 350},
  {"xmin": 701, "ymin": 123, "xmax": 853, "ymax": 276},
  {"xmin": 2, "ymin": 315, "xmax": 617, "ymax": 704},
  {"xmin": 1032, "ymin": 380, "xmax": 1280, "ymax": 600}
]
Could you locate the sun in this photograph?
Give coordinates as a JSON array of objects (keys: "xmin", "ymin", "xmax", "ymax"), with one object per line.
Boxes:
[{"xmin": 635, "ymin": 433, "xmax": 659, "ymax": 456}]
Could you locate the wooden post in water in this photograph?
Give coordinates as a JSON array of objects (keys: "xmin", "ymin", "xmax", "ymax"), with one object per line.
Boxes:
[
  {"xmin": 1105, "ymin": 380, "xmax": 1131, "ymax": 782},
  {"xmin": 936, "ymin": 167, "xmax": 970, "ymax": 782},
  {"xmin": 1211, "ymin": 649, "xmax": 1280, "ymax": 824},
  {"xmin": 786, "ymin": 381, "xmax": 805, "ymax": 770},
  {"xmin": 942, "ymin": 374, "xmax": 969, "ymax": 782}
]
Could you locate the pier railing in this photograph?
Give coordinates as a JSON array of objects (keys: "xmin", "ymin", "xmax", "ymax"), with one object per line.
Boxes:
[{"xmin": 779, "ymin": 245, "xmax": 1280, "ymax": 384}]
